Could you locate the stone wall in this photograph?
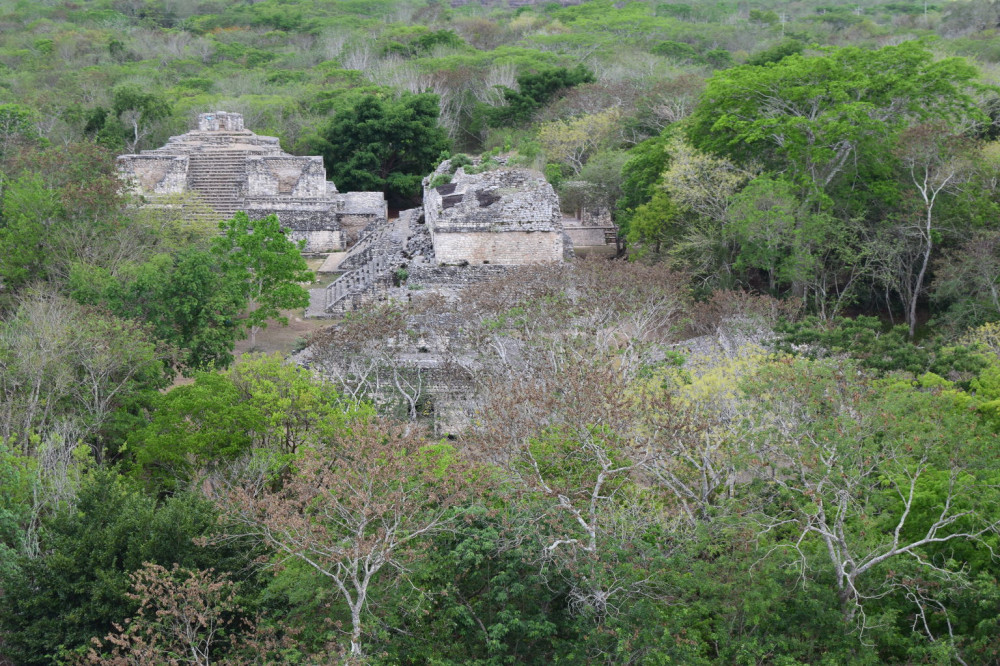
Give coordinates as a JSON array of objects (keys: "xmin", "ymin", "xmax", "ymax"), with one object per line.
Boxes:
[
  {"xmin": 408, "ymin": 264, "xmax": 512, "ymax": 286},
  {"xmin": 117, "ymin": 155, "xmax": 188, "ymax": 194},
  {"xmin": 340, "ymin": 192, "xmax": 388, "ymax": 246},
  {"xmin": 286, "ymin": 229, "xmax": 342, "ymax": 254},
  {"xmin": 422, "ymin": 163, "xmax": 567, "ymax": 265},
  {"xmin": 245, "ymin": 157, "xmax": 327, "ymax": 198},
  {"xmin": 433, "ymin": 231, "xmax": 563, "ymax": 265},
  {"xmin": 340, "ymin": 214, "xmax": 377, "ymax": 246},
  {"xmin": 197, "ymin": 111, "xmax": 244, "ymax": 131},
  {"xmin": 118, "ymin": 112, "xmax": 387, "ymax": 251},
  {"xmin": 564, "ymin": 226, "xmax": 608, "ymax": 247},
  {"xmin": 245, "ymin": 199, "xmax": 343, "ymax": 253}
]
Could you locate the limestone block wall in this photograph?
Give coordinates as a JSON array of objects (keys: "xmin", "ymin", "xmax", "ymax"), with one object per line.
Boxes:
[
  {"xmin": 580, "ymin": 206, "xmax": 612, "ymax": 226},
  {"xmin": 408, "ymin": 264, "xmax": 511, "ymax": 285},
  {"xmin": 565, "ymin": 226, "xmax": 607, "ymax": 247},
  {"xmin": 422, "ymin": 165, "xmax": 565, "ymax": 265},
  {"xmin": 287, "ymin": 229, "xmax": 343, "ymax": 253},
  {"xmin": 433, "ymin": 231, "xmax": 563, "ymax": 265},
  {"xmin": 117, "ymin": 155, "xmax": 189, "ymax": 195},
  {"xmin": 245, "ymin": 157, "xmax": 327, "ymax": 197},
  {"xmin": 340, "ymin": 213, "xmax": 380, "ymax": 247},
  {"xmin": 341, "ymin": 191, "xmax": 388, "ymax": 217},
  {"xmin": 245, "ymin": 200, "xmax": 343, "ymax": 252}
]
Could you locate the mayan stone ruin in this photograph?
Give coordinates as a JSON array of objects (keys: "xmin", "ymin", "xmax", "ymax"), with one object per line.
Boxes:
[
  {"xmin": 116, "ymin": 111, "xmax": 387, "ymax": 253},
  {"xmin": 309, "ymin": 157, "xmax": 591, "ymax": 317},
  {"xmin": 117, "ymin": 114, "xmax": 617, "ymax": 319},
  {"xmin": 423, "ymin": 162, "xmax": 570, "ymax": 265}
]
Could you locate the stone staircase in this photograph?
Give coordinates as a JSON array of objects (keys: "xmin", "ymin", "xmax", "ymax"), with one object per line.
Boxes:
[
  {"xmin": 311, "ymin": 213, "xmax": 414, "ymax": 317},
  {"xmin": 185, "ymin": 149, "xmax": 249, "ymax": 220}
]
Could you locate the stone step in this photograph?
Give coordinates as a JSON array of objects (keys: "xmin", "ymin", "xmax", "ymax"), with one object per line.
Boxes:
[
  {"xmin": 189, "ymin": 172, "xmax": 245, "ymax": 177},
  {"xmin": 304, "ymin": 286, "xmax": 332, "ymax": 318}
]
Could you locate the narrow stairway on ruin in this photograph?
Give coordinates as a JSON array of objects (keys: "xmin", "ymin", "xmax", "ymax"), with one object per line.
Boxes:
[
  {"xmin": 185, "ymin": 149, "xmax": 249, "ymax": 221},
  {"xmin": 314, "ymin": 214, "xmax": 413, "ymax": 316}
]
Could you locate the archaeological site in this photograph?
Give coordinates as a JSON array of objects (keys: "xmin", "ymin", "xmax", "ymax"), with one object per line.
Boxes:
[
  {"xmin": 118, "ymin": 114, "xmax": 618, "ymax": 319},
  {"xmin": 116, "ymin": 111, "xmax": 387, "ymax": 253}
]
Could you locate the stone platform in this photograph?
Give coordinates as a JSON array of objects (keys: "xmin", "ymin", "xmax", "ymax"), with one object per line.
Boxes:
[{"xmin": 117, "ymin": 112, "xmax": 386, "ymax": 253}]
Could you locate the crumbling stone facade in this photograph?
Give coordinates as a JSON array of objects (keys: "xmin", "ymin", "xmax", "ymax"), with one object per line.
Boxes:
[
  {"xmin": 310, "ymin": 158, "xmax": 580, "ymax": 317},
  {"xmin": 117, "ymin": 112, "xmax": 387, "ymax": 253},
  {"xmin": 422, "ymin": 161, "xmax": 569, "ymax": 265}
]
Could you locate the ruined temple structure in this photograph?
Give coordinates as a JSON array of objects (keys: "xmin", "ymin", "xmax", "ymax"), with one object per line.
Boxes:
[
  {"xmin": 424, "ymin": 164, "xmax": 570, "ymax": 265},
  {"xmin": 308, "ymin": 157, "xmax": 577, "ymax": 316},
  {"xmin": 116, "ymin": 112, "xmax": 387, "ymax": 252},
  {"xmin": 557, "ymin": 180, "xmax": 620, "ymax": 258}
]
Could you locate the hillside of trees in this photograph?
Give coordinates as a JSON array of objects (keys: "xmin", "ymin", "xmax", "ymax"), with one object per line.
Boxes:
[{"xmin": 5, "ymin": 0, "xmax": 1000, "ymax": 663}]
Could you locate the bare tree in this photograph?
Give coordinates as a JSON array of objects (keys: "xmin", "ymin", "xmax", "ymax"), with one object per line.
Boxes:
[
  {"xmin": 875, "ymin": 125, "xmax": 969, "ymax": 338},
  {"xmin": 750, "ymin": 358, "xmax": 1000, "ymax": 655},
  {"xmin": 78, "ymin": 563, "xmax": 294, "ymax": 666},
  {"xmin": 208, "ymin": 419, "xmax": 470, "ymax": 657},
  {"xmin": 0, "ymin": 288, "xmax": 166, "ymax": 459},
  {"xmin": 473, "ymin": 345, "xmax": 660, "ymax": 619},
  {"xmin": 309, "ymin": 304, "xmax": 427, "ymax": 421}
]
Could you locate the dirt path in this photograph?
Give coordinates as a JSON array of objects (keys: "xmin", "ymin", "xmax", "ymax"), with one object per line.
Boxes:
[{"xmin": 232, "ymin": 310, "xmax": 330, "ymax": 358}]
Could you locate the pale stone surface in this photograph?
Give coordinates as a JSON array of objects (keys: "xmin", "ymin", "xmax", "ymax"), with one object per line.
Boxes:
[
  {"xmin": 314, "ymin": 158, "xmax": 607, "ymax": 316},
  {"xmin": 117, "ymin": 155, "xmax": 188, "ymax": 194},
  {"xmin": 422, "ymin": 160, "xmax": 565, "ymax": 265},
  {"xmin": 197, "ymin": 111, "xmax": 244, "ymax": 131},
  {"xmin": 433, "ymin": 231, "xmax": 563, "ymax": 265}
]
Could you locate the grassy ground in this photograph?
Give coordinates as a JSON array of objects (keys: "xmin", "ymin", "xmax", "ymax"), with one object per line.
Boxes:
[{"xmin": 232, "ymin": 310, "xmax": 330, "ymax": 358}]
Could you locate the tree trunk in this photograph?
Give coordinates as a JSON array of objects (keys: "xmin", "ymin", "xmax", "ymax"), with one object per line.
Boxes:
[
  {"xmin": 349, "ymin": 599, "xmax": 364, "ymax": 657},
  {"xmin": 907, "ymin": 209, "xmax": 933, "ymax": 339}
]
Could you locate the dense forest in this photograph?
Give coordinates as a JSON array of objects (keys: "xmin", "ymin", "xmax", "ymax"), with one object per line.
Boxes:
[{"xmin": 5, "ymin": 0, "xmax": 1000, "ymax": 663}]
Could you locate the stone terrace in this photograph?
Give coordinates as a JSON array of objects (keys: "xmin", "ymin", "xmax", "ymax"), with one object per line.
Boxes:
[
  {"xmin": 423, "ymin": 161, "xmax": 570, "ymax": 265},
  {"xmin": 117, "ymin": 112, "xmax": 386, "ymax": 253}
]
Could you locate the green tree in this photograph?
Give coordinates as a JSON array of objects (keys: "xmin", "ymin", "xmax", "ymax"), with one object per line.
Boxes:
[
  {"xmin": 376, "ymin": 507, "xmax": 578, "ymax": 665},
  {"xmin": 311, "ymin": 93, "xmax": 451, "ymax": 207},
  {"xmin": 0, "ymin": 289, "xmax": 167, "ymax": 459},
  {"xmin": 687, "ymin": 42, "xmax": 984, "ymax": 201},
  {"xmin": 0, "ymin": 143, "xmax": 133, "ymax": 288},
  {"xmin": 747, "ymin": 359, "xmax": 1000, "ymax": 661},
  {"xmin": 0, "ymin": 103, "xmax": 40, "ymax": 176},
  {"xmin": 212, "ymin": 212, "xmax": 313, "ymax": 348},
  {"xmin": 537, "ymin": 108, "xmax": 620, "ymax": 175},
  {"xmin": 97, "ymin": 249, "xmax": 247, "ymax": 372},
  {"xmin": 131, "ymin": 354, "xmax": 363, "ymax": 492},
  {"xmin": 0, "ymin": 438, "xmax": 32, "ymax": 578},
  {"xmin": 0, "ymin": 174, "xmax": 58, "ymax": 288},
  {"xmin": 107, "ymin": 85, "xmax": 171, "ymax": 153},
  {"xmin": 483, "ymin": 64, "xmax": 595, "ymax": 128},
  {"xmin": 726, "ymin": 173, "xmax": 862, "ymax": 313},
  {"xmin": 130, "ymin": 372, "xmax": 256, "ymax": 492},
  {"xmin": 745, "ymin": 38, "xmax": 805, "ymax": 66},
  {"xmin": 617, "ymin": 130, "xmax": 673, "ymax": 213},
  {"xmin": 626, "ymin": 191, "xmax": 678, "ymax": 256},
  {"xmin": 0, "ymin": 472, "xmax": 246, "ymax": 665}
]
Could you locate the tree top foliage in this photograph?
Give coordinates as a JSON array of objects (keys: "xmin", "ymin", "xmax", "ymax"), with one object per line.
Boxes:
[{"xmin": 687, "ymin": 41, "xmax": 987, "ymax": 194}]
